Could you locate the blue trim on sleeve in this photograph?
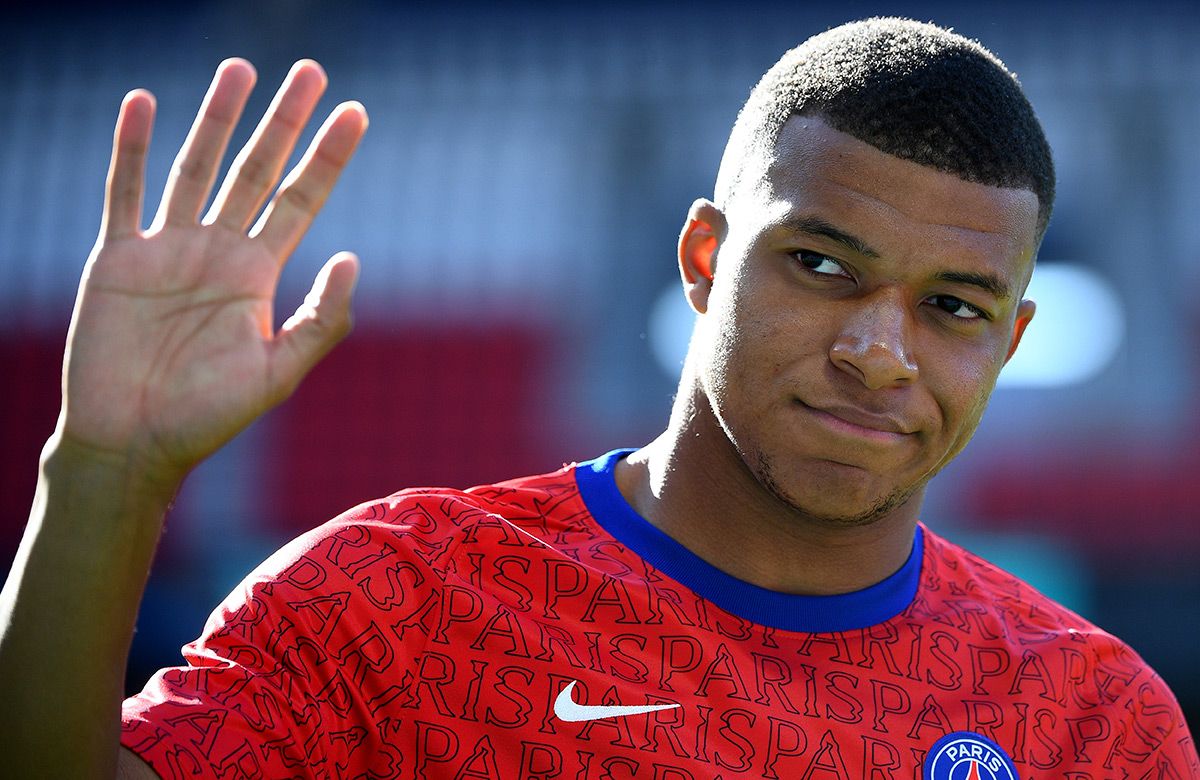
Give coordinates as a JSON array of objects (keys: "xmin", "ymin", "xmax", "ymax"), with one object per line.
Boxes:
[{"xmin": 574, "ymin": 448, "xmax": 923, "ymax": 634}]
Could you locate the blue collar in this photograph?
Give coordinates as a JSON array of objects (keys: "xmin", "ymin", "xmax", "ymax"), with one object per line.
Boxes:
[{"xmin": 574, "ymin": 449, "xmax": 923, "ymax": 633}]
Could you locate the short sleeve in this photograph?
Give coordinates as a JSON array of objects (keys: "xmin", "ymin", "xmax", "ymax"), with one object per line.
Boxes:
[
  {"xmin": 1080, "ymin": 634, "xmax": 1200, "ymax": 777},
  {"xmin": 121, "ymin": 497, "xmax": 455, "ymax": 778},
  {"xmin": 1128, "ymin": 671, "xmax": 1200, "ymax": 776}
]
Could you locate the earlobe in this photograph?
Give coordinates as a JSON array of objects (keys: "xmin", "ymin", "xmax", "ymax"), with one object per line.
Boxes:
[
  {"xmin": 678, "ymin": 199, "xmax": 725, "ymax": 315},
  {"xmin": 1004, "ymin": 299, "xmax": 1036, "ymax": 363}
]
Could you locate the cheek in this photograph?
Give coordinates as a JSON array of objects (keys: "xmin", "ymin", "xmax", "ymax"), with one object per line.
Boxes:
[
  {"xmin": 703, "ymin": 275, "xmax": 797, "ymax": 387},
  {"xmin": 697, "ymin": 307, "xmax": 747, "ymax": 413},
  {"xmin": 930, "ymin": 351, "xmax": 1003, "ymax": 451},
  {"xmin": 696, "ymin": 266, "xmax": 755, "ymax": 381}
]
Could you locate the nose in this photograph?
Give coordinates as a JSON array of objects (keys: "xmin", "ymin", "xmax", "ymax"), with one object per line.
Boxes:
[{"xmin": 829, "ymin": 289, "xmax": 919, "ymax": 389}]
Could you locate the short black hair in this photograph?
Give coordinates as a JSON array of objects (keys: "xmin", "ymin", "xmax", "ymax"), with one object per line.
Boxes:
[{"xmin": 715, "ymin": 17, "xmax": 1055, "ymax": 239}]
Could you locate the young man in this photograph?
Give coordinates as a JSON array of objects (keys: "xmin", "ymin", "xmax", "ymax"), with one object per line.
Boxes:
[{"xmin": 1, "ymin": 17, "xmax": 1195, "ymax": 780}]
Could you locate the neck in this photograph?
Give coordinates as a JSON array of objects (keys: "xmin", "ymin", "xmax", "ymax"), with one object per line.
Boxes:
[{"xmin": 614, "ymin": 373, "xmax": 922, "ymax": 596}]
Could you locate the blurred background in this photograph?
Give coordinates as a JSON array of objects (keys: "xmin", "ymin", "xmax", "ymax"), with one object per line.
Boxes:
[{"xmin": 3, "ymin": 0, "xmax": 1197, "ymax": 732}]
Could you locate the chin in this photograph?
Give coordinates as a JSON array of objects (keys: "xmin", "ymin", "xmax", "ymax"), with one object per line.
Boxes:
[{"xmin": 751, "ymin": 448, "xmax": 919, "ymax": 528}]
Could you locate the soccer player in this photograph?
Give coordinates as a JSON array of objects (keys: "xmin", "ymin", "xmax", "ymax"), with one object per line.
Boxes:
[{"xmin": 1, "ymin": 17, "xmax": 1196, "ymax": 779}]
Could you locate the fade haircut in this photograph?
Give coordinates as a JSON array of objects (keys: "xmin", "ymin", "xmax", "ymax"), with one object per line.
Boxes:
[{"xmin": 715, "ymin": 17, "xmax": 1055, "ymax": 238}]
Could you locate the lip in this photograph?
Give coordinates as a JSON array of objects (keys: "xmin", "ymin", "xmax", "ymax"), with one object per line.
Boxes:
[{"xmin": 796, "ymin": 400, "xmax": 915, "ymax": 442}]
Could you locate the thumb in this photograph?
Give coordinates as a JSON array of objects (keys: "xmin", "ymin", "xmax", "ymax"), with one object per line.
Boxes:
[{"xmin": 270, "ymin": 251, "xmax": 359, "ymax": 399}]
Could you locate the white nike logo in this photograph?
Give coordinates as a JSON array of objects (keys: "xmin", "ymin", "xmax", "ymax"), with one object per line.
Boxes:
[{"xmin": 553, "ymin": 680, "xmax": 681, "ymax": 722}]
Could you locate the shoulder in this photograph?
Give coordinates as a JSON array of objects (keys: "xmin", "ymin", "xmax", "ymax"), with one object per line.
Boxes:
[
  {"xmin": 917, "ymin": 526, "xmax": 1170, "ymax": 690},
  {"xmin": 918, "ymin": 526, "xmax": 1194, "ymax": 758},
  {"xmin": 120, "ymin": 459, "xmax": 616, "ymax": 778},
  {"xmin": 250, "ymin": 461, "xmax": 589, "ymax": 583},
  {"xmin": 295, "ymin": 458, "xmax": 585, "ymax": 549},
  {"xmin": 346, "ymin": 459, "xmax": 582, "ymax": 526},
  {"xmin": 919, "ymin": 526, "xmax": 1097, "ymax": 637}
]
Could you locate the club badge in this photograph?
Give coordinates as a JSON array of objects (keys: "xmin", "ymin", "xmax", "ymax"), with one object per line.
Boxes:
[{"xmin": 923, "ymin": 731, "xmax": 1019, "ymax": 780}]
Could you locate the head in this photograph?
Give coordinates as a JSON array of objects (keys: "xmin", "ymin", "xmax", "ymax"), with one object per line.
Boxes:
[
  {"xmin": 676, "ymin": 18, "xmax": 1053, "ymax": 527},
  {"xmin": 715, "ymin": 17, "xmax": 1054, "ymax": 238}
]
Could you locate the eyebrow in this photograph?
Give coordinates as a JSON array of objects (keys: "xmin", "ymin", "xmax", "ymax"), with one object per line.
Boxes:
[
  {"xmin": 778, "ymin": 215, "xmax": 880, "ymax": 258},
  {"xmin": 780, "ymin": 214, "xmax": 1014, "ymax": 302},
  {"xmin": 934, "ymin": 270, "xmax": 1013, "ymax": 302}
]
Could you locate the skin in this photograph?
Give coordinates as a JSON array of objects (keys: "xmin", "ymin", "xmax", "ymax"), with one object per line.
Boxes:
[
  {"xmin": 616, "ymin": 115, "xmax": 1040, "ymax": 596},
  {"xmin": 0, "ymin": 66, "xmax": 1037, "ymax": 777},
  {"xmin": 0, "ymin": 59, "xmax": 367, "ymax": 778}
]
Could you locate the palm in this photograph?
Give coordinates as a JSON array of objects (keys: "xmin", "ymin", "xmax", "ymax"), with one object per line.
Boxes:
[
  {"xmin": 60, "ymin": 59, "xmax": 366, "ymax": 484},
  {"xmin": 69, "ymin": 230, "xmax": 276, "ymax": 470}
]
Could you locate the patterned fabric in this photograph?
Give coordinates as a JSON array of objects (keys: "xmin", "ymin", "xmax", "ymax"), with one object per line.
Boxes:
[{"xmin": 122, "ymin": 452, "xmax": 1198, "ymax": 778}]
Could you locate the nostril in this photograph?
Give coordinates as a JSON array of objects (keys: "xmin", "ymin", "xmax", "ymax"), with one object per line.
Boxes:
[{"xmin": 830, "ymin": 335, "xmax": 918, "ymax": 389}]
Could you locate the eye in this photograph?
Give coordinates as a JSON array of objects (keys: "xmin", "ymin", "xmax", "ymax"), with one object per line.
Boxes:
[
  {"xmin": 794, "ymin": 250, "xmax": 851, "ymax": 279},
  {"xmin": 929, "ymin": 294, "xmax": 987, "ymax": 321}
]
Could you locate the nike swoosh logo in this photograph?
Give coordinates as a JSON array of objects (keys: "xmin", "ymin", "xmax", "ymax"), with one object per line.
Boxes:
[{"xmin": 553, "ymin": 680, "xmax": 681, "ymax": 722}]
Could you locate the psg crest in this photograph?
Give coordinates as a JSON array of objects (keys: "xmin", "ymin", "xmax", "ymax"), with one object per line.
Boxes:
[{"xmin": 923, "ymin": 731, "xmax": 1019, "ymax": 780}]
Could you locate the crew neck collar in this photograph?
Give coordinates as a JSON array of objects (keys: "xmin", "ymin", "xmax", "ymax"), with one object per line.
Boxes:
[{"xmin": 574, "ymin": 448, "xmax": 924, "ymax": 633}]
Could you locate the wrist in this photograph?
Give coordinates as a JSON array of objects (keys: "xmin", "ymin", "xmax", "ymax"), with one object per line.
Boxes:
[{"xmin": 40, "ymin": 427, "xmax": 183, "ymax": 512}]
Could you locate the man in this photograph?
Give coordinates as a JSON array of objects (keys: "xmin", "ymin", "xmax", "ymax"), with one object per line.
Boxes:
[{"xmin": 0, "ymin": 16, "xmax": 1195, "ymax": 779}]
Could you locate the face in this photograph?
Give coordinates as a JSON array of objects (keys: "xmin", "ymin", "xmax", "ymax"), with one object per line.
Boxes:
[{"xmin": 680, "ymin": 115, "xmax": 1040, "ymax": 525}]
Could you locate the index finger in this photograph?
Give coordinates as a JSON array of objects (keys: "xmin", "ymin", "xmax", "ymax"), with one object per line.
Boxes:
[
  {"xmin": 155, "ymin": 58, "xmax": 257, "ymax": 228},
  {"xmin": 100, "ymin": 89, "xmax": 156, "ymax": 242}
]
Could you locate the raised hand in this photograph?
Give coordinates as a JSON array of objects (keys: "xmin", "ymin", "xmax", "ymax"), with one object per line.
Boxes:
[
  {"xmin": 0, "ymin": 60, "xmax": 368, "ymax": 778},
  {"xmin": 64, "ymin": 58, "xmax": 366, "ymax": 487}
]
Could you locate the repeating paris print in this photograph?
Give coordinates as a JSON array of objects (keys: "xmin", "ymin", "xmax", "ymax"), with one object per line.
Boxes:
[{"xmin": 122, "ymin": 457, "xmax": 1198, "ymax": 778}]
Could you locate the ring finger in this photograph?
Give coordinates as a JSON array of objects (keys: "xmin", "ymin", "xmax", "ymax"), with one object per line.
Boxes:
[{"xmin": 204, "ymin": 59, "xmax": 327, "ymax": 231}]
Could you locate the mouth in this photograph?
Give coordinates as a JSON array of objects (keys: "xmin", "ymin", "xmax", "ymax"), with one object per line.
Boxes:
[{"xmin": 795, "ymin": 400, "xmax": 915, "ymax": 444}]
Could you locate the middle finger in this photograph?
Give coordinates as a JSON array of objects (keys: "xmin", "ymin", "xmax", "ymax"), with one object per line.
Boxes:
[{"xmin": 204, "ymin": 59, "xmax": 327, "ymax": 231}]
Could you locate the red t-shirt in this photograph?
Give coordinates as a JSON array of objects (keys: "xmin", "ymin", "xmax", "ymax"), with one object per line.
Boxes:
[{"xmin": 122, "ymin": 450, "xmax": 1198, "ymax": 778}]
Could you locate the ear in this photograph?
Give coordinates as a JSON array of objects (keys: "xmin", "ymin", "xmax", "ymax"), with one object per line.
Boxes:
[
  {"xmin": 1004, "ymin": 299, "xmax": 1036, "ymax": 363},
  {"xmin": 678, "ymin": 198, "xmax": 727, "ymax": 315}
]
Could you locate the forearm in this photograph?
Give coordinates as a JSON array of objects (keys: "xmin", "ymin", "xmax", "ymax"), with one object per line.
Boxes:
[
  {"xmin": 0, "ymin": 55, "xmax": 362, "ymax": 777},
  {"xmin": 0, "ymin": 429, "xmax": 177, "ymax": 777}
]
